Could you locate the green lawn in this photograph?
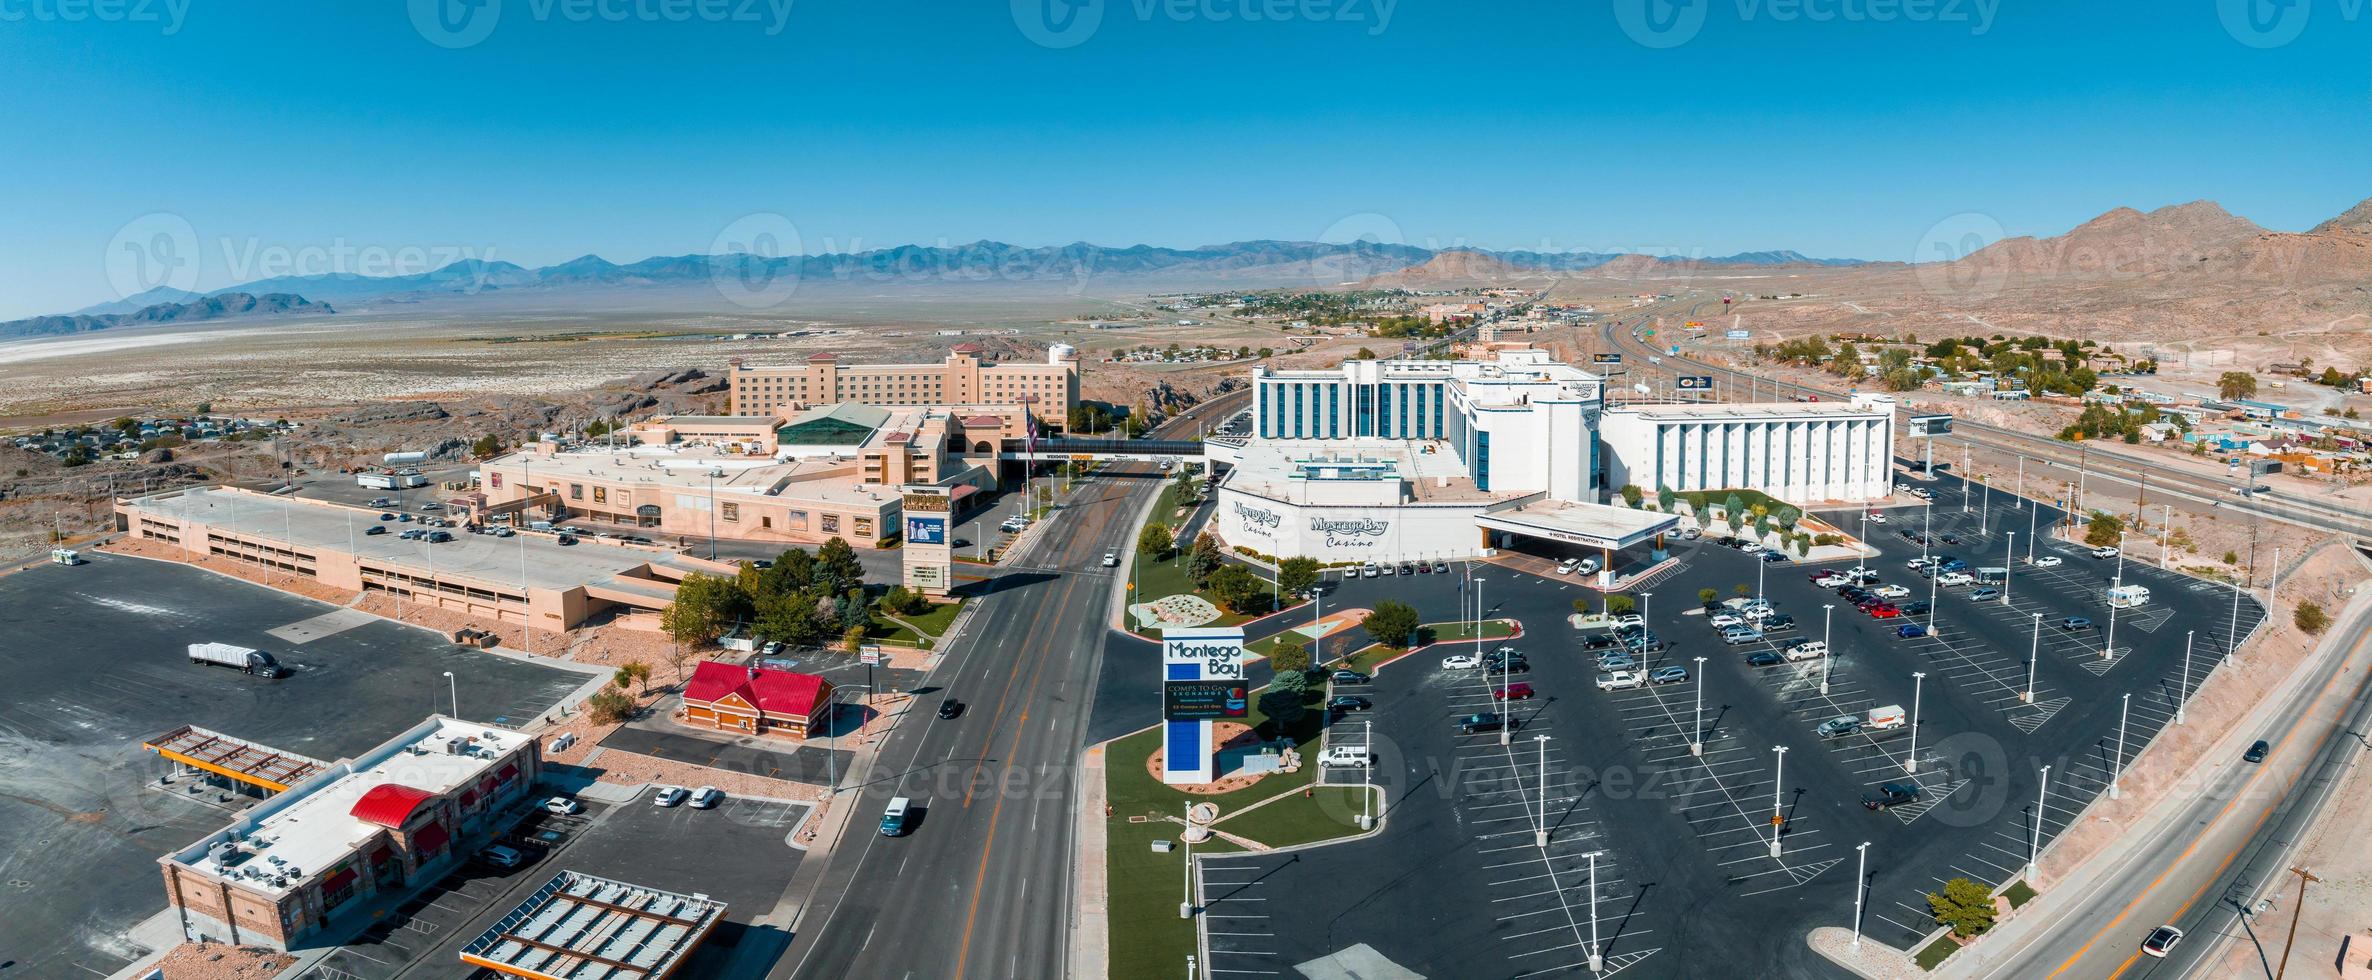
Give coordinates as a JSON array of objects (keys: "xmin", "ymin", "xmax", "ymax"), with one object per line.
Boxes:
[
  {"xmin": 1105, "ymin": 687, "xmax": 1353, "ymax": 978},
  {"xmin": 1915, "ymin": 935, "xmax": 1959, "ymax": 971},
  {"xmin": 868, "ymin": 599, "xmax": 966, "ymax": 646},
  {"xmin": 1417, "ymin": 618, "xmax": 1516, "ymax": 646},
  {"xmin": 1128, "ymin": 545, "xmax": 1265, "ymax": 629},
  {"xmin": 2003, "ymin": 880, "xmax": 2036, "ymax": 909},
  {"xmin": 1215, "ymin": 786, "xmax": 1377, "ymax": 849}
]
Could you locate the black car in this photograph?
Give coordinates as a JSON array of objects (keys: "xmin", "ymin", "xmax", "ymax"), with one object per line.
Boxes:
[
  {"xmin": 378, "ymin": 512, "xmax": 396, "ymax": 521},
  {"xmin": 2243, "ymin": 739, "xmax": 2269, "ymax": 763},
  {"xmin": 1485, "ymin": 659, "xmax": 1532, "ymax": 674},
  {"xmin": 937, "ymin": 699, "xmax": 964, "ymax": 720},
  {"xmin": 1863, "ymin": 783, "xmax": 1921, "ymax": 811},
  {"xmin": 1900, "ymin": 600, "xmax": 1933, "ymax": 615},
  {"xmin": 1331, "ymin": 669, "xmax": 1371, "ymax": 685},
  {"xmin": 1456, "ymin": 712, "xmax": 1506, "ymax": 735},
  {"xmin": 364, "ymin": 524, "xmax": 389, "ymax": 535},
  {"xmin": 1761, "ymin": 551, "xmax": 1787, "ymax": 562},
  {"xmin": 1432, "ymin": 561, "xmax": 1449, "ymax": 574},
  {"xmin": 1580, "ymin": 634, "xmax": 1621, "ymax": 651},
  {"xmin": 556, "ymin": 534, "xmax": 578, "ymax": 546},
  {"xmin": 1839, "ymin": 587, "xmax": 1873, "ymax": 602},
  {"xmin": 1327, "ymin": 695, "xmax": 1372, "ymax": 713},
  {"xmin": 1746, "ymin": 650, "xmax": 1785, "ymax": 667}
]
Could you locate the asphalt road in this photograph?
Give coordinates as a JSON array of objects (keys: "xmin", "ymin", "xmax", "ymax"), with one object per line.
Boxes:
[
  {"xmin": 1964, "ymin": 590, "xmax": 2372, "ymax": 980},
  {"xmin": 772, "ymin": 389, "xmax": 1250, "ymax": 980}
]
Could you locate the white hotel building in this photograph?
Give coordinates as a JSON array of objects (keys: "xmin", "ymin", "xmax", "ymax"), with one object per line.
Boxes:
[{"xmin": 1210, "ymin": 350, "xmax": 1899, "ymax": 566}]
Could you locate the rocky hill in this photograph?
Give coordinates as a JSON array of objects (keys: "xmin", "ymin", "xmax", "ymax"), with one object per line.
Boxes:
[{"xmin": 0, "ymin": 292, "xmax": 333, "ymax": 339}]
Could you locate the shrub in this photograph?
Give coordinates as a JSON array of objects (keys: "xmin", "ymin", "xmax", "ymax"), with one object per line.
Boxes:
[
  {"xmin": 2296, "ymin": 601, "xmax": 2330, "ymax": 635},
  {"xmin": 1926, "ymin": 877, "xmax": 1998, "ymax": 937},
  {"xmin": 587, "ymin": 689, "xmax": 636, "ymax": 724},
  {"xmin": 1699, "ymin": 588, "xmax": 1719, "ymax": 605},
  {"xmin": 1606, "ymin": 594, "xmax": 1636, "ymax": 615}
]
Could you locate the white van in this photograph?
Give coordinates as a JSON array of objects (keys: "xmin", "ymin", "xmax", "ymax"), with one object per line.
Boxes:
[
  {"xmin": 880, "ymin": 797, "xmax": 914, "ymax": 837},
  {"xmin": 529, "ymin": 520, "xmax": 556, "ymax": 532}
]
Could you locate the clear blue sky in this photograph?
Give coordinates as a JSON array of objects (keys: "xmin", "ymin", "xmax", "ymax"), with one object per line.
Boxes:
[{"xmin": 3, "ymin": 0, "xmax": 2366, "ymax": 319}]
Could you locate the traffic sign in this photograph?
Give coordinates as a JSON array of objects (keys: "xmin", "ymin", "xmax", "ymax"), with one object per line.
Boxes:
[{"xmin": 861, "ymin": 645, "xmax": 884, "ymax": 666}]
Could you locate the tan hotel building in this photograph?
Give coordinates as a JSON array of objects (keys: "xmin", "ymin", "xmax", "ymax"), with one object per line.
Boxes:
[{"xmin": 727, "ymin": 343, "xmax": 1080, "ymax": 422}]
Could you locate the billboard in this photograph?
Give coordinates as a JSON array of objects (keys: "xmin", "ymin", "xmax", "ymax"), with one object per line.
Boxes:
[
  {"xmin": 1909, "ymin": 414, "xmax": 1954, "ymax": 437},
  {"xmin": 1164, "ymin": 680, "xmax": 1250, "ymax": 720},
  {"xmin": 1163, "ymin": 631, "xmax": 1246, "ymax": 680},
  {"xmin": 1592, "ymin": 352, "xmax": 1623, "ymax": 364},
  {"xmin": 904, "ymin": 515, "xmax": 946, "ymax": 545},
  {"xmin": 2251, "ymin": 460, "xmax": 2283, "ymax": 476},
  {"xmin": 1675, "ymin": 376, "xmax": 1714, "ymax": 391},
  {"xmin": 1724, "ymin": 329, "xmax": 1751, "ymax": 340}
]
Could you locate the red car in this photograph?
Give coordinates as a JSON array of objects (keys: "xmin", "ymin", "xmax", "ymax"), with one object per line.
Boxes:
[
  {"xmin": 1868, "ymin": 603, "xmax": 1902, "ymax": 619},
  {"xmin": 1494, "ymin": 682, "xmax": 1536, "ymax": 701}
]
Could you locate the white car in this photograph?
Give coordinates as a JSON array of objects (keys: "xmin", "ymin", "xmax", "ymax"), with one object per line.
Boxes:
[
  {"xmin": 1867, "ymin": 512, "xmax": 1887, "ymax": 524},
  {"xmin": 1317, "ymin": 745, "xmax": 1374, "ymax": 768},
  {"xmin": 2032, "ymin": 556, "xmax": 2063, "ymax": 568},
  {"xmin": 1874, "ymin": 584, "xmax": 1911, "ymax": 599},
  {"xmin": 1607, "ymin": 614, "xmax": 1644, "ymax": 629},
  {"xmin": 1709, "ymin": 612, "xmax": 1745, "ymax": 629},
  {"xmin": 1575, "ymin": 557, "xmax": 1601, "ymax": 574},
  {"xmin": 651, "ymin": 785, "xmax": 688, "ymax": 808},
  {"xmin": 2091, "ymin": 546, "xmax": 2120, "ymax": 559},
  {"xmin": 1785, "ymin": 641, "xmax": 1829, "ymax": 661},
  {"xmin": 1905, "ymin": 557, "xmax": 1935, "ymax": 570},
  {"xmin": 1556, "ymin": 558, "xmax": 1583, "ymax": 575},
  {"xmin": 1595, "ymin": 670, "xmax": 1646, "ymax": 691},
  {"xmin": 1743, "ymin": 605, "xmax": 1777, "ymax": 621},
  {"xmin": 1814, "ymin": 573, "xmax": 1850, "ymax": 588},
  {"xmin": 1441, "ymin": 653, "xmax": 1482, "ymax": 670},
  {"xmin": 690, "ymin": 786, "xmax": 724, "ymax": 809},
  {"xmin": 1101, "ymin": 553, "xmax": 1119, "ymax": 568},
  {"xmin": 543, "ymin": 796, "xmax": 583, "ymax": 816}
]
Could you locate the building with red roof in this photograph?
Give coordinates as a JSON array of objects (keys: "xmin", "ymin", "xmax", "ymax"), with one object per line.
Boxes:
[{"xmin": 681, "ymin": 660, "xmax": 836, "ymax": 739}]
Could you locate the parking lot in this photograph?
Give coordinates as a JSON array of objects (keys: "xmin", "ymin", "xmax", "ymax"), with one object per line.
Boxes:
[
  {"xmin": 0, "ymin": 553, "xmax": 594, "ymax": 978},
  {"xmin": 1191, "ymin": 467, "xmax": 2265, "ymax": 976},
  {"xmin": 298, "ymin": 792, "xmax": 811, "ymax": 979}
]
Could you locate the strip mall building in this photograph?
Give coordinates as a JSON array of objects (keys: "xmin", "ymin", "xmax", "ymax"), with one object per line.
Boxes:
[{"xmin": 1208, "ymin": 350, "xmax": 1896, "ymax": 566}]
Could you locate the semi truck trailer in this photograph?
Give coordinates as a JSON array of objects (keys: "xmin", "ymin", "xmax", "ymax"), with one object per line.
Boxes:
[{"xmin": 187, "ymin": 642, "xmax": 287, "ymax": 678}]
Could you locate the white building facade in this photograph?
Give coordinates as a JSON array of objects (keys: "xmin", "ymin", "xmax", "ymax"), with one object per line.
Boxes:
[{"xmin": 1596, "ymin": 395, "xmax": 1896, "ymax": 504}]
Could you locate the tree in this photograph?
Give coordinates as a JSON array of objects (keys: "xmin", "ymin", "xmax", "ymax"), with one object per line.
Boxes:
[
  {"xmin": 1657, "ymin": 485, "xmax": 1676, "ymax": 512},
  {"xmin": 2295, "ymin": 601, "xmax": 2330, "ymax": 635},
  {"xmin": 1618, "ymin": 483, "xmax": 1644, "ymax": 508},
  {"xmin": 1138, "ymin": 522, "xmax": 1175, "ymax": 557},
  {"xmin": 1606, "ymin": 594, "xmax": 1636, "ymax": 615},
  {"xmin": 1571, "ymin": 596, "xmax": 1594, "ymax": 616},
  {"xmin": 2218, "ymin": 371, "xmax": 2258, "ymax": 401},
  {"xmin": 587, "ymin": 689, "xmax": 637, "ymax": 724},
  {"xmin": 2084, "ymin": 512, "xmax": 2126, "ymax": 548},
  {"xmin": 1699, "ymin": 587, "xmax": 1719, "ymax": 606},
  {"xmin": 613, "ymin": 661, "xmax": 652, "ymax": 695},
  {"xmin": 662, "ymin": 572, "xmax": 749, "ymax": 648},
  {"xmin": 841, "ymin": 624, "xmax": 868, "ymax": 654},
  {"xmin": 1354, "ymin": 347, "xmax": 1378, "ymax": 359},
  {"xmin": 1926, "ymin": 877, "xmax": 1999, "ymax": 938},
  {"xmin": 1363, "ymin": 600, "xmax": 1421, "ymax": 649},
  {"xmin": 814, "ymin": 537, "xmax": 866, "ymax": 595},
  {"xmin": 1723, "ymin": 493, "xmax": 1746, "ymax": 523},
  {"xmin": 1735, "ymin": 583, "xmax": 1752, "ymax": 597},
  {"xmin": 471, "ymin": 433, "xmax": 504, "ymax": 458},
  {"xmin": 1278, "ymin": 556, "xmax": 1322, "ymax": 596},
  {"xmin": 1267, "ymin": 638, "xmax": 1311, "ymax": 676},
  {"xmin": 1187, "ymin": 533, "xmax": 1224, "ymax": 585},
  {"xmin": 751, "ymin": 591, "xmax": 828, "ymax": 647},
  {"xmin": 1257, "ymin": 687, "xmax": 1307, "ymax": 727}
]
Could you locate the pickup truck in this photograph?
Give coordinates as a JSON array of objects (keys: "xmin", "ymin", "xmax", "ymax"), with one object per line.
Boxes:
[
  {"xmin": 1935, "ymin": 571, "xmax": 1974, "ymax": 586},
  {"xmin": 1784, "ymin": 640, "xmax": 1828, "ymax": 661},
  {"xmin": 1595, "ymin": 670, "xmax": 1645, "ymax": 691}
]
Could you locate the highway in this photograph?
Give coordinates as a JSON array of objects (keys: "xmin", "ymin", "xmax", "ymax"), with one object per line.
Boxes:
[
  {"xmin": 773, "ymin": 389, "xmax": 1248, "ymax": 980},
  {"xmin": 1594, "ymin": 300, "xmax": 2372, "ymax": 542}
]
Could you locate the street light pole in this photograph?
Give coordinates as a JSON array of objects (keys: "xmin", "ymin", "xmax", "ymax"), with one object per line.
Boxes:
[
  {"xmin": 1180, "ymin": 801, "xmax": 1194, "ymax": 919},
  {"xmin": 706, "ymin": 468, "xmax": 721, "ymax": 560},
  {"xmin": 2025, "ymin": 613, "xmax": 2041, "ymax": 703},
  {"xmin": 1852, "ymin": 841, "xmax": 1871, "ymax": 947},
  {"xmin": 2110, "ymin": 692, "xmax": 2130, "ymax": 800},
  {"xmin": 1905, "ymin": 671, "xmax": 1926, "ymax": 774},
  {"xmin": 1821, "ymin": 605, "xmax": 1834, "ymax": 695},
  {"xmin": 1583, "ymin": 849, "xmax": 1607, "ymax": 974},
  {"xmin": 1769, "ymin": 745, "xmax": 1788, "ymax": 858},
  {"xmin": 1534, "ymin": 734, "xmax": 1552, "ymax": 849},
  {"xmin": 2176, "ymin": 629, "xmax": 2197, "ymax": 726},
  {"xmin": 2029, "ymin": 764, "xmax": 2050, "ymax": 877},
  {"xmin": 1691, "ymin": 655, "xmax": 1708, "ymax": 757},
  {"xmin": 442, "ymin": 670, "xmax": 458, "ymax": 717},
  {"xmin": 2027, "ymin": 499, "xmax": 2038, "ymax": 561},
  {"xmin": 2003, "ymin": 532, "xmax": 2016, "ymax": 604}
]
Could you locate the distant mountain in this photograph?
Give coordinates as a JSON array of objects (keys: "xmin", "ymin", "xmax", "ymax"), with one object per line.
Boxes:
[
  {"xmin": 72, "ymin": 285, "xmax": 203, "ymax": 317},
  {"xmin": 1359, "ymin": 249, "xmax": 1542, "ymax": 286},
  {"xmin": 0, "ymin": 292, "xmax": 333, "ymax": 339},
  {"xmin": 1957, "ymin": 201, "xmax": 2268, "ymax": 275},
  {"xmin": 33, "ymin": 239, "xmax": 1867, "ymax": 319},
  {"xmin": 2309, "ymin": 196, "xmax": 2372, "ymax": 237}
]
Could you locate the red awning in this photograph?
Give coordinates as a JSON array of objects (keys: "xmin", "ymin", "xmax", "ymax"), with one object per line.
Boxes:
[
  {"xmin": 460, "ymin": 787, "xmax": 480, "ymax": 808},
  {"xmin": 322, "ymin": 867, "xmax": 357, "ymax": 893},
  {"xmin": 411, "ymin": 821, "xmax": 449, "ymax": 854},
  {"xmin": 368, "ymin": 844, "xmax": 393, "ymax": 865},
  {"xmin": 349, "ymin": 784, "xmax": 435, "ymax": 829},
  {"xmin": 497, "ymin": 763, "xmax": 518, "ymax": 782}
]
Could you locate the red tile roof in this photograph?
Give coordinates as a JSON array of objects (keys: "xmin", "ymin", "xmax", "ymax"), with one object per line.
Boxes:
[
  {"xmin": 350, "ymin": 784, "xmax": 436, "ymax": 828},
  {"xmin": 962, "ymin": 415, "xmax": 1004, "ymax": 426},
  {"xmin": 684, "ymin": 660, "xmax": 831, "ymax": 719},
  {"xmin": 950, "ymin": 343, "xmax": 982, "ymax": 353}
]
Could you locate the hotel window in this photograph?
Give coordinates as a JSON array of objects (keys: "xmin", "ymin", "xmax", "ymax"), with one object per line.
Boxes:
[
  {"xmin": 822, "ymin": 514, "xmax": 840, "ymax": 534},
  {"xmin": 722, "ymin": 502, "xmax": 740, "ymax": 523},
  {"xmin": 592, "ymin": 486, "xmax": 607, "ymax": 504},
  {"xmin": 569, "ymin": 483, "xmax": 583, "ymax": 500}
]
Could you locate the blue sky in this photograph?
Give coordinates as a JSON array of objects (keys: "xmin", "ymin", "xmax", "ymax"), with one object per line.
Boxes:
[{"xmin": 2, "ymin": 0, "xmax": 2367, "ymax": 319}]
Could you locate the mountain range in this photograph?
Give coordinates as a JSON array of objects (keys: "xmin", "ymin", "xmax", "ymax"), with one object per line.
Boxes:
[
  {"xmin": 49, "ymin": 240, "xmax": 1869, "ymax": 321},
  {"xmin": 3, "ymin": 293, "xmax": 334, "ymax": 340}
]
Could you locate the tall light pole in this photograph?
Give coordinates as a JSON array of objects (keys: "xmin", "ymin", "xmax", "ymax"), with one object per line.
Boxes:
[
  {"xmin": 2029, "ymin": 765, "xmax": 2051, "ymax": 877},
  {"xmin": 1691, "ymin": 655, "xmax": 1708, "ymax": 757},
  {"xmin": 2228, "ymin": 577, "xmax": 2244, "ymax": 665},
  {"xmin": 2178, "ymin": 630, "xmax": 2194, "ymax": 726},
  {"xmin": 1583, "ymin": 849, "xmax": 1607, "ymax": 974},
  {"xmin": 2025, "ymin": 613, "xmax": 2041, "ymax": 704},
  {"xmin": 1179, "ymin": 801, "xmax": 1194, "ymax": 919},
  {"xmin": 1820, "ymin": 605, "xmax": 1835, "ymax": 695},
  {"xmin": 706, "ymin": 467, "xmax": 722, "ymax": 560},
  {"xmin": 1905, "ymin": 672, "xmax": 1927, "ymax": 774},
  {"xmin": 2003, "ymin": 532, "xmax": 2016, "ymax": 604},
  {"xmin": 2027, "ymin": 498, "xmax": 2038, "ymax": 561},
  {"xmin": 2016, "ymin": 454, "xmax": 2025, "ymax": 506},
  {"xmin": 1852, "ymin": 841, "xmax": 1872, "ymax": 948},
  {"xmin": 1961, "ymin": 441, "xmax": 1971, "ymax": 513},
  {"xmin": 1767, "ymin": 745, "xmax": 1791, "ymax": 858},
  {"xmin": 2110, "ymin": 692, "xmax": 2130, "ymax": 800},
  {"xmin": 1534, "ymin": 734, "xmax": 1552, "ymax": 849},
  {"xmin": 442, "ymin": 670, "xmax": 458, "ymax": 717},
  {"xmin": 1980, "ymin": 477, "xmax": 1990, "ymax": 535}
]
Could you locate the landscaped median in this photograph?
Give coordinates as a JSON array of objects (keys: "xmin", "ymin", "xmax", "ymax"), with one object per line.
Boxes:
[{"xmin": 1101, "ymin": 690, "xmax": 1380, "ymax": 978}]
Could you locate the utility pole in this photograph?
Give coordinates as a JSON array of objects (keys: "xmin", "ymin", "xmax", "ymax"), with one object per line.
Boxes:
[
  {"xmin": 1821, "ymin": 605, "xmax": 1835, "ymax": 695},
  {"xmin": 2003, "ymin": 532, "xmax": 2015, "ymax": 604},
  {"xmin": 1534, "ymin": 734, "xmax": 1552, "ymax": 849},
  {"xmin": 2178, "ymin": 630, "xmax": 2193, "ymax": 725},
  {"xmin": 1583, "ymin": 849, "xmax": 1607, "ymax": 974},
  {"xmin": 2274, "ymin": 866, "xmax": 2319, "ymax": 980},
  {"xmin": 1853, "ymin": 841, "xmax": 1871, "ymax": 948},
  {"xmin": 1179, "ymin": 800, "xmax": 1194, "ymax": 919}
]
